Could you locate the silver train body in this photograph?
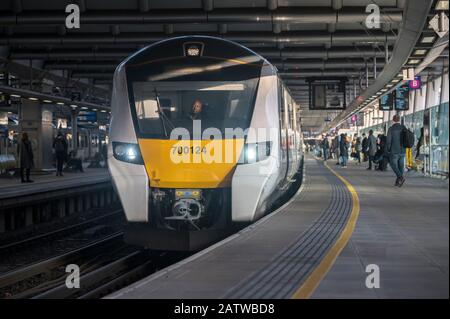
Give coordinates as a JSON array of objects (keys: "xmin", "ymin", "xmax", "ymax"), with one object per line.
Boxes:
[{"xmin": 108, "ymin": 36, "xmax": 303, "ymax": 251}]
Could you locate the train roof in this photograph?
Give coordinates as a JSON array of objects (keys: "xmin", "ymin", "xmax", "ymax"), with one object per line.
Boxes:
[{"xmin": 120, "ymin": 35, "xmax": 274, "ymax": 71}]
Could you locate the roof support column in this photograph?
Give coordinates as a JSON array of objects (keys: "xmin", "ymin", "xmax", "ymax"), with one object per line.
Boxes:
[
  {"xmin": 373, "ymin": 55, "xmax": 377, "ymax": 79},
  {"xmin": 365, "ymin": 61, "xmax": 369, "ymax": 88}
]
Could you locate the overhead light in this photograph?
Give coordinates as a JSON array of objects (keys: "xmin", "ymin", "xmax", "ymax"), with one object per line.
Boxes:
[
  {"xmin": 421, "ymin": 36, "xmax": 435, "ymax": 43},
  {"xmin": 386, "ymin": 84, "xmax": 393, "ymax": 88},
  {"xmin": 10, "ymin": 94, "xmax": 21, "ymax": 98},
  {"xmin": 413, "ymin": 49, "xmax": 427, "ymax": 55},
  {"xmin": 435, "ymin": 0, "xmax": 449, "ymax": 10},
  {"xmin": 28, "ymin": 97, "xmax": 38, "ymax": 101},
  {"xmin": 392, "ymin": 79, "xmax": 401, "ymax": 83},
  {"xmin": 101, "ymin": 110, "xmax": 107, "ymax": 113},
  {"xmin": 81, "ymin": 106, "xmax": 88, "ymax": 110},
  {"xmin": 70, "ymin": 104, "xmax": 78, "ymax": 108},
  {"xmin": 57, "ymin": 102, "xmax": 64, "ymax": 105},
  {"xmin": 376, "ymin": 92, "xmax": 382, "ymax": 95},
  {"xmin": 381, "ymin": 88, "xmax": 388, "ymax": 92},
  {"xmin": 92, "ymin": 108, "xmax": 98, "ymax": 111},
  {"xmin": 408, "ymin": 59, "xmax": 421, "ymax": 65},
  {"xmin": 43, "ymin": 99, "xmax": 53, "ymax": 103}
]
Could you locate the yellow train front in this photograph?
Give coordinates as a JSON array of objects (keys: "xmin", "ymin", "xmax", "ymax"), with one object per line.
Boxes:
[{"xmin": 108, "ymin": 36, "xmax": 303, "ymax": 251}]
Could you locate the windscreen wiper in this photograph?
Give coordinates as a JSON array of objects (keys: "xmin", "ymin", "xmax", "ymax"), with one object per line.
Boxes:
[{"xmin": 154, "ymin": 88, "xmax": 175, "ymax": 138}]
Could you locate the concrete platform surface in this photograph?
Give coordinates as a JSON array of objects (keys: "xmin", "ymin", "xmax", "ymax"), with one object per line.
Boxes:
[
  {"xmin": 107, "ymin": 155, "xmax": 448, "ymax": 299},
  {"xmin": 0, "ymin": 169, "xmax": 110, "ymax": 200}
]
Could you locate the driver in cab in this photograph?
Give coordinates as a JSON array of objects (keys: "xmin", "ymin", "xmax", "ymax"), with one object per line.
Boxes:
[{"xmin": 189, "ymin": 99, "xmax": 206, "ymax": 120}]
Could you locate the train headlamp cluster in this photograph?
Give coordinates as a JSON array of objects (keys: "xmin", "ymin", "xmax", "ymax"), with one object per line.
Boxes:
[
  {"xmin": 239, "ymin": 141, "xmax": 272, "ymax": 164},
  {"xmin": 112, "ymin": 142, "xmax": 144, "ymax": 164}
]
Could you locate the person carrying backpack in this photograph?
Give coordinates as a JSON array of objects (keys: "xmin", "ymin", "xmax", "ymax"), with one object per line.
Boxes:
[
  {"xmin": 53, "ymin": 132, "xmax": 68, "ymax": 176},
  {"xmin": 386, "ymin": 114, "xmax": 413, "ymax": 187}
]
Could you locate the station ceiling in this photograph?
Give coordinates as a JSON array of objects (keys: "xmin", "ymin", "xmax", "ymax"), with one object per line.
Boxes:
[{"xmin": 0, "ymin": 0, "xmax": 447, "ymax": 133}]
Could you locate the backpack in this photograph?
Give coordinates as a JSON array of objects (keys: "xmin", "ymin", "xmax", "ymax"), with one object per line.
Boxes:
[{"xmin": 401, "ymin": 127, "xmax": 415, "ymax": 148}]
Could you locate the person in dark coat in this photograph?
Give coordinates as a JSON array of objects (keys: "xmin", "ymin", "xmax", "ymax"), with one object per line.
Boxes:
[
  {"xmin": 387, "ymin": 114, "xmax": 407, "ymax": 187},
  {"xmin": 339, "ymin": 133, "xmax": 349, "ymax": 167},
  {"xmin": 17, "ymin": 132, "xmax": 34, "ymax": 183},
  {"xmin": 361, "ymin": 133, "xmax": 368, "ymax": 162},
  {"xmin": 53, "ymin": 132, "xmax": 68, "ymax": 176},
  {"xmin": 375, "ymin": 134, "xmax": 388, "ymax": 171},
  {"xmin": 366, "ymin": 130, "xmax": 377, "ymax": 170}
]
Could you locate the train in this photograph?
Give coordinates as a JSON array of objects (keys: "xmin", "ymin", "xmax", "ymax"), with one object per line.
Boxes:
[{"xmin": 108, "ymin": 36, "xmax": 304, "ymax": 251}]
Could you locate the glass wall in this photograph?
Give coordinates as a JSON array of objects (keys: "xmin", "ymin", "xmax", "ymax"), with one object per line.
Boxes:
[
  {"xmin": 431, "ymin": 102, "xmax": 449, "ymax": 175},
  {"xmin": 356, "ymin": 72, "xmax": 449, "ymax": 177}
]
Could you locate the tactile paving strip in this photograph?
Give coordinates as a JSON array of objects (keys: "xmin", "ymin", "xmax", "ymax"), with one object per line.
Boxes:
[{"xmin": 224, "ymin": 161, "xmax": 352, "ymax": 299}]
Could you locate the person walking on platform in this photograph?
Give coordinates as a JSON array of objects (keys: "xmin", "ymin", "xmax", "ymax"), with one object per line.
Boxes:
[
  {"xmin": 361, "ymin": 133, "xmax": 368, "ymax": 162},
  {"xmin": 339, "ymin": 133, "xmax": 349, "ymax": 168},
  {"xmin": 53, "ymin": 132, "xmax": 68, "ymax": 177},
  {"xmin": 331, "ymin": 135, "xmax": 340, "ymax": 163},
  {"xmin": 367, "ymin": 130, "xmax": 377, "ymax": 170},
  {"xmin": 387, "ymin": 114, "xmax": 407, "ymax": 187},
  {"xmin": 354, "ymin": 135, "xmax": 362, "ymax": 165},
  {"xmin": 321, "ymin": 135, "xmax": 330, "ymax": 161},
  {"xmin": 375, "ymin": 134, "xmax": 388, "ymax": 171},
  {"xmin": 18, "ymin": 132, "xmax": 34, "ymax": 183}
]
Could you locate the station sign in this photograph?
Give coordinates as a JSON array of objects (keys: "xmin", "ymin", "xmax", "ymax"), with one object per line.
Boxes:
[
  {"xmin": 395, "ymin": 83, "xmax": 410, "ymax": 111},
  {"xmin": 379, "ymin": 93, "xmax": 394, "ymax": 111},
  {"xmin": 307, "ymin": 77, "xmax": 348, "ymax": 110},
  {"xmin": 409, "ymin": 76, "xmax": 422, "ymax": 90},
  {"xmin": 77, "ymin": 111, "xmax": 97, "ymax": 123}
]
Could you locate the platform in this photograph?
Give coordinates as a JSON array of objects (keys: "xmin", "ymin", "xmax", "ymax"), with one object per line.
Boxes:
[
  {"xmin": 0, "ymin": 169, "xmax": 109, "ymax": 199},
  {"xmin": 107, "ymin": 155, "xmax": 449, "ymax": 299}
]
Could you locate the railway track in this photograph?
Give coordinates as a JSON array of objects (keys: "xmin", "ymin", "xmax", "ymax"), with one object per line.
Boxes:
[
  {"xmin": 0, "ymin": 232, "xmax": 126, "ymax": 298},
  {"xmin": 0, "ymin": 230, "xmax": 187, "ymax": 299},
  {"xmin": 0, "ymin": 209, "xmax": 124, "ymax": 255}
]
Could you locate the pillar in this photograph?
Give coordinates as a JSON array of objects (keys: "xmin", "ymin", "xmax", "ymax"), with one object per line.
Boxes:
[
  {"xmin": 71, "ymin": 109, "xmax": 78, "ymax": 153},
  {"xmin": 19, "ymin": 99, "xmax": 53, "ymax": 170}
]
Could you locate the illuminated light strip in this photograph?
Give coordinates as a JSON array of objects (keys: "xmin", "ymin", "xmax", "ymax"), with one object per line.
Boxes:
[{"xmin": 291, "ymin": 161, "xmax": 360, "ymax": 299}]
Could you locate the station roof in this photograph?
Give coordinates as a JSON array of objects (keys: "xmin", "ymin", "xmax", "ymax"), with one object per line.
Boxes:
[{"xmin": 0, "ymin": 0, "xmax": 448, "ymax": 133}]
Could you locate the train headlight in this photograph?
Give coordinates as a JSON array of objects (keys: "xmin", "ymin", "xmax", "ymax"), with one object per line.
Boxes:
[
  {"xmin": 112, "ymin": 142, "xmax": 144, "ymax": 164},
  {"xmin": 238, "ymin": 141, "xmax": 272, "ymax": 164}
]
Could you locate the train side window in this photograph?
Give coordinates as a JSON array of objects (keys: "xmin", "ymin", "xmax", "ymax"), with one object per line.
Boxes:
[{"xmin": 136, "ymin": 100, "xmax": 159, "ymax": 119}]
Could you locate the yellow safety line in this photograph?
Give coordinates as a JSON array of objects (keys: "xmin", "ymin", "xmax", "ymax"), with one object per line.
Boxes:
[{"xmin": 291, "ymin": 161, "xmax": 360, "ymax": 299}]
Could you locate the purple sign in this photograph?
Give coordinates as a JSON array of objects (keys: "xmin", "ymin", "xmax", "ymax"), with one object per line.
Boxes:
[{"xmin": 409, "ymin": 76, "xmax": 421, "ymax": 90}]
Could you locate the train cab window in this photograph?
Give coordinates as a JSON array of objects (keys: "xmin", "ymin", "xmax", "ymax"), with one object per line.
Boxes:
[{"xmin": 130, "ymin": 80, "xmax": 259, "ymax": 139}]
